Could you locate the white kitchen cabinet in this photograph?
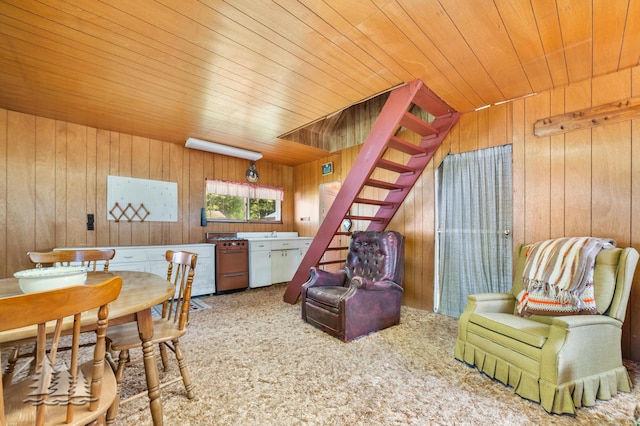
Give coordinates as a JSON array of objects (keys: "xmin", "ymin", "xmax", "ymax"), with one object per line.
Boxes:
[
  {"xmin": 55, "ymin": 244, "xmax": 216, "ymax": 296},
  {"xmin": 190, "ymin": 256, "xmax": 215, "ymax": 295},
  {"xmin": 109, "ymin": 248, "xmax": 148, "ymax": 272},
  {"xmin": 291, "ymin": 239, "xmax": 312, "ymax": 282},
  {"xmin": 270, "ymin": 240, "xmax": 302, "ymax": 284},
  {"xmin": 275, "ymin": 239, "xmax": 312, "ymax": 283},
  {"xmin": 248, "ymin": 241, "xmax": 271, "ymax": 288},
  {"xmin": 271, "ymin": 251, "xmax": 294, "ymax": 284},
  {"xmin": 296, "ymin": 239, "xmax": 311, "ymax": 270},
  {"xmin": 242, "ymin": 234, "xmax": 313, "ymax": 287},
  {"xmin": 152, "ymin": 245, "xmax": 216, "ymax": 296}
]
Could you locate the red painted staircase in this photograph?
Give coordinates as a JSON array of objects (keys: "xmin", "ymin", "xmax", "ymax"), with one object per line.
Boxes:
[{"xmin": 283, "ymin": 80, "xmax": 459, "ymax": 304}]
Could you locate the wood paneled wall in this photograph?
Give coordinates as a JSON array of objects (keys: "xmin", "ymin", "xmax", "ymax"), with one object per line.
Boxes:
[
  {"xmin": 293, "ymin": 65, "xmax": 640, "ymax": 360},
  {"xmin": 0, "ymin": 109, "xmax": 294, "ymax": 277},
  {"xmin": 3, "ymin": 66, "xmax": 640, "ymax": 359}
]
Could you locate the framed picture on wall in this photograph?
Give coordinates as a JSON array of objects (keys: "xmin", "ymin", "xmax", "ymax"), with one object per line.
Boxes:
[{"xmin": 321, "ymin": 162, "xmax": 333, "ymax": 176}]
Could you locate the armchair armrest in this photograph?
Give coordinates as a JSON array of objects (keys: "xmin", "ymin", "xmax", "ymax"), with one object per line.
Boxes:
[
  {"xmin": 465, "ymin": 293, "xmax": 515, "ymax": 314},
  {"xmin": 541, "ymin": 314, "xmax": 623, "ymax": 387},
  {"xmin": 350, "ymin": 276, "xmax": 403, "ymax": 293},
  {"xmin": 456, "ymin": 293, "xmax": 515, "ymax": 344},
  {"xmin": 550, "ymin": 314, "xmax": 621, "ymax": 329},
  {"xmin": 302, "ymin": 267, "xmax": 347, "ymax": 290}
]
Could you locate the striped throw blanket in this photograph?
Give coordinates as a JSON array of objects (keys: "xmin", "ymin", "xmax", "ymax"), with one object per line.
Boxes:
[{"xmin": 516, "ymin": 237, "xmax": 615, "ymax": 316}]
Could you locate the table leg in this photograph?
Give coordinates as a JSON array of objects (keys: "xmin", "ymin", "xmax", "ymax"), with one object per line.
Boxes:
[
  {"xmin": 136, "ymin": 308, "xmax": 163, "ymax": 425},
  {"xmin": 0, "ymin": 351, "xmax": 5, "ymax": 425}
]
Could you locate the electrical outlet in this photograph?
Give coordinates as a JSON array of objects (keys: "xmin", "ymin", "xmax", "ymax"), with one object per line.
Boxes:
[{"xmin": 87, "ymin": 214, "xmax": 95, "ymax": 231}]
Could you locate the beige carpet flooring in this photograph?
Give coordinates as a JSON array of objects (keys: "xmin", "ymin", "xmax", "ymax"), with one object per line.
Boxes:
[
  {"xmin": 109, "ymin": 283, "xmax": 640, "ymax": 425},
  {"xmin": 8, "ymin": 283, "xmax": 640, "ymax": 425}
]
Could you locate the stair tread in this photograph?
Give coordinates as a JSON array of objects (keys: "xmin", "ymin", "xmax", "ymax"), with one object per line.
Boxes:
[
  {"xmin": 376, "ymin": 158, "xmax": 415, "ymax": 174},
  {"xmin": 334, "ymin": 231, "xmax": 352, "ymax": 236},
  {"xmin": 400, "ymin": 111, "xmax": 439, "ymax": 136},
  {"xmin": 353, "ymin": 197, "xmax": 394, "ymax": 207},
  {"xmin": 412, "ymin": 86, "xmax": 454, "ymax": 117},
  {"xmin": 347, "ymin": 215, "xmax": 385, "ymax": 222},
  {"xmin": 365, "ymin": 178, "xmax": 405, "ymax": 191},
  {"xmin": 318, "ymin": 259, "xmax": 347, "ymax": 266},
  {"xmin": 387, "ymin": 136, "xmax": 427, "ymax": 155}
]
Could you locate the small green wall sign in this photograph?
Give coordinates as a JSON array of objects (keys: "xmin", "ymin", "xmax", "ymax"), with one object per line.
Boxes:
[{"xmin": 321, "ymin": 162, "xmax": 333, "ymax": 176}]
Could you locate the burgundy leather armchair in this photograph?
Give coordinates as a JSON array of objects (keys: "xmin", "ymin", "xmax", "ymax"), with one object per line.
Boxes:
[{"xmin": 301, "ymin": 230, "xmax": 405, "ymax": 341}]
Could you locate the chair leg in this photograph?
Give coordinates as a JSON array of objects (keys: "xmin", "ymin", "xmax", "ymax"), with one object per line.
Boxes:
[
  {"xmin": 159, "ymin": 341, "xmax": 169, "ymax": 371},
  {"xmin": 2, "ymin": 346, "xmax": 20, "ymax": 387},
  {"xmin": 106, "ymin": 340, "xmax": 117, "ymax": 367},
  {"xmin": 106, "ymin": 349, "xmax": 129, "ymax": 425},
  {"xmin": 173, "ymin": 339, "xmax": 195, "ymax": 399},
  {"xmin": 27, "ymin": 343, "xmax": 38, "ymax": 376}
]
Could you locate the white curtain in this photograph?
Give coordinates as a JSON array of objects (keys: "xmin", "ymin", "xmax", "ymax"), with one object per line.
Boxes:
[
  {"xmin": 205, "ymin": 179, "xmax": 283, "ymax": 200},
  {"xmin": 435, "ymin": 144, "xmax": 512, "ymax": 318}
]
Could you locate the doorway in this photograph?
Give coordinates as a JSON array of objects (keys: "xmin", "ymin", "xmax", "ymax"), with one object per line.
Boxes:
[
  {"xmin": 319, "ymin": 181, "xmax": 344, "ymax": 272},
  {"xmin": 434, "ymin": 144, "xmax": 513, "ymax": 318}
]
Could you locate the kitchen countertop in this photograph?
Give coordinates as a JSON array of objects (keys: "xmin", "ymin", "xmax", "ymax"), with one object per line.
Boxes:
[{"xmin": 236, "ymin": 232, "xmax": 312, "ymax": 242}]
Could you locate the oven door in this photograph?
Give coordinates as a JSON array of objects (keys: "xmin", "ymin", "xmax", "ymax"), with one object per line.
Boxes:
[{"xmin": 216, "ymin": 247, "xmax": 249, "ymax": 292}]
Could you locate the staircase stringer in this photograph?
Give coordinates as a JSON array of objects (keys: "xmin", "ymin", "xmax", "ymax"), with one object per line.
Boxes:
[{"xmin": 283, "ymin": 80, "xmax": 457, "ymax": 304}]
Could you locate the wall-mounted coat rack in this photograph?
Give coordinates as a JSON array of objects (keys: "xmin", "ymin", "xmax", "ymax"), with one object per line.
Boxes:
[
  {"xmin": 534, "ymin": 96, "xmax": 640, "ymax": 137},
  {"xmin": 109, "ymin": 202, "xmax": 150, "ymax": 222}
]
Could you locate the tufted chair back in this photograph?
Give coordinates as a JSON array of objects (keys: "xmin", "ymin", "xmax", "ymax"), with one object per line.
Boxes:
[{"xmin": 345, "ymin": 231, "xmax": 404, "ymax": 285}]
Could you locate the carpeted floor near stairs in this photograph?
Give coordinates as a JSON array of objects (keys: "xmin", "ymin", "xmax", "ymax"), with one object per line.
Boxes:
[{"xmin": 11, "ymin": 283, "xmax": 640, "ymax": 425}]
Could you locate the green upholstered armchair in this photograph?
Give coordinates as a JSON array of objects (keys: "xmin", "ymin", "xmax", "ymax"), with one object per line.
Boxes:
[{"xmin": 454, "ymin": 243, "xmax": 639, "ymax": 414}]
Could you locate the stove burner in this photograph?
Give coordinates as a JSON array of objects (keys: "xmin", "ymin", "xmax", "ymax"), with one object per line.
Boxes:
[{"xmin": 205, "ymin": 233, "xmax": 247, "ymax": 247}]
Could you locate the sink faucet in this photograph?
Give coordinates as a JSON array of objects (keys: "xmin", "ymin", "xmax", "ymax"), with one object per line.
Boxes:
[{"xmin": 270, "ymin": 231, "xmax": 277, "ymax": 238}]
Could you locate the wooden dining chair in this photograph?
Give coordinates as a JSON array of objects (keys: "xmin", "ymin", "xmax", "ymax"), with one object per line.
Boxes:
[
  {"xmin": 105, "ymin": 250, "xmax": 198, "ymax": 424},
  {"xmin": 28, "ymin": 249, "xmax": 116, "ymax": 272},
  {"xmin": 0, "ymin": 275, "xmax": 122, "ymax": 426},
  {"xmin": 2, "ymin": 249, "xmax": 118, "ymax": 385}
]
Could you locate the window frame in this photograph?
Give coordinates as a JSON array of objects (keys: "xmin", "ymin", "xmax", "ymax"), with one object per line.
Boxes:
[{"xmin": 204, "ymin": 179, "xmax": 283, "ymax": 224}]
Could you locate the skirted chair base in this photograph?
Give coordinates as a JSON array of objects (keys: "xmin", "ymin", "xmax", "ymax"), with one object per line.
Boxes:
[
  {"xmin": 454, "ymin": 242, "xmax": 639, "ymax": 415},
  {"xmin": 455, "ymin": 340, "xmax": 632, "ymax": 414}
]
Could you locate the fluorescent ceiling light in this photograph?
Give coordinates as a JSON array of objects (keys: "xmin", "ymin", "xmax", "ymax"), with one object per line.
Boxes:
[{"xmin": 185, "ymin": 138, "xmax": 263, "ymax": 161}]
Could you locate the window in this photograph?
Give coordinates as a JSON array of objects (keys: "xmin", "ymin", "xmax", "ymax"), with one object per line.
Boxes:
[{"xmin": 205, "ymin": 179, "xmax": 283, "ymax": 223}]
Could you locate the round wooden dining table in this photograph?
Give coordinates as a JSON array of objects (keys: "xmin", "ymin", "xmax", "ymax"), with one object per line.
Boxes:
[{"xmin": 0, "ymin": 270, "xmax": 174, "ymax": 426}]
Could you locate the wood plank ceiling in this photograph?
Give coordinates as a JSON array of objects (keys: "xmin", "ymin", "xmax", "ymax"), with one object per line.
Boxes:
[{"xmin": 0, "ymin": 0, "xmax": 638, "ymax": 165}]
